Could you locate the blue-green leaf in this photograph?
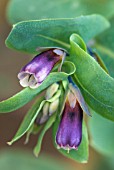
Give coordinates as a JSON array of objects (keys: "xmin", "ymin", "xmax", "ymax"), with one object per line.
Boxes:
[
  {"xmin": 6, "ymin": 15, "xmax": 109, "ymax": 53},
  {"xmin": 70, "ymin": 34, "xmax": 114, "ymax": 121},
  {"xmin": 88, "ymin": 111, "xmax": 114, "ymax": 157},
  {"xmin": 0, "ymin": 150, "xmax": 68, "ymax": 170},
  {"xmin": 7, "ymin": 0, "xmax": 114, "ymax": 24},
  {"xmin": 96, "ymin": 16, "xmax": 114, "ymax": 52}
]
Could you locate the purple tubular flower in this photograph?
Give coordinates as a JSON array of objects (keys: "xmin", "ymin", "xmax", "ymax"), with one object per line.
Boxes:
[
  {"xmin": 56, "ymin": 100, "xmax": 83, "ymax": 150},
  {"xmin": 18, "ymin": 49, "xmax": 65, "ymax": 89},
  {"xmin": 56, "ymin": 83, "xmax": 90, "ymax": 151}
]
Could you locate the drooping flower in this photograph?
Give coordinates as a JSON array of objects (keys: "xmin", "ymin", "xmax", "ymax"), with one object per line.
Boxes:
[
  {"xmin": 18, "ymin": 49, "xmax": 66, "ymax": 89},
  {"xmin": 56, "ymin": 80, "xmax": 90, "ymax": 151}
]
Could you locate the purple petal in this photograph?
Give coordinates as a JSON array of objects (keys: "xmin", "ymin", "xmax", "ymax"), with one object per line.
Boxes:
[
  {"xmin": 18, "ymin": 49, "xmax": 64, "ymax": 88},
  {"xmin": 56, "ymin": 100, "xmax": 83, "ymax": 150}
]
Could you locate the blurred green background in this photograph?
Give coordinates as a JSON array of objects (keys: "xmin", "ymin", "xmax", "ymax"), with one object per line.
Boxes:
[{"xmin": 0, "ymin": 0, "xmax": 114, "ymax": 169}]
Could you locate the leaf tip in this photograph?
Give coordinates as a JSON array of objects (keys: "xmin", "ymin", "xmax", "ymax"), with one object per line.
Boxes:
[
  {"xmin": 7, "ymin": 141, "xmax": 13, "ymax": 146},
  {"xmin": 33, "ymin": 149, "xmax": 39, "ymax": 158},
  {"xmin": 81, "ymin": 160, "xmax": 88, "ymax": 164}
]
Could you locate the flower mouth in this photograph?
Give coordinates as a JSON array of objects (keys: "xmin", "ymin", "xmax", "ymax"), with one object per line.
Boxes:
[
  {"xmin": 57, "ymin": 144, "xmax": 78, "ymax": 151},
  {"xmin": 18, "ymin": 48, "xmax": 66, "ymax": 89},
  {"xmin": 18, "ymin": 72, "xmax": 39, "ymax": 89}
]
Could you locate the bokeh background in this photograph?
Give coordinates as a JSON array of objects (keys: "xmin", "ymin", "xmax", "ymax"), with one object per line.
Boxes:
[{"xmin": 0, "ymin": 0, "xmax": 114, "ymax": 169}]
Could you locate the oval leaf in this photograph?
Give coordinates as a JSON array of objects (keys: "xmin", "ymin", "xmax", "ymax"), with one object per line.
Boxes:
[
  {"xmin": 7, "ymin": 0, "xmax": 114, "ymax": 24},
  {"xmin": 70, "ymin": 34, "xmax": 114, "ymax": 121},
  {"xmin": 88, "ymin": 111, "xmax": 114, "ymax": 157},
  {"xmin": 96, "ymin": 16, "xmax": 114, "ymax": 52},
  {"xmin": 6, "ymin": 15, "xmax": 109, "ymax": 53},
  {"xmin": 0, "ymin": 150, "xmax": 68, "ymax": 170}
]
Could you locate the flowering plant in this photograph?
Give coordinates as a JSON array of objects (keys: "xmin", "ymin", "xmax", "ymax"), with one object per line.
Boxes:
[{"xmin": 0, "ymin": 12, "xmax": 114, "ymax": 163}]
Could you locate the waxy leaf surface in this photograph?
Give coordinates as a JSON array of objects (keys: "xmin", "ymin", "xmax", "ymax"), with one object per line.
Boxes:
[
  {"xmin": 70, "ymin": 34, "xmax": 114, "ymax": 120},
  {"xmin": 89, "ymin": 111, "xmax": 114, "ymax": 156},
  {"xmin": 7, "ymin": 0, "xmax": 114, "ymax": 24},
  {"xmin": 6, "ymin": 15, "xmax": 109, "ymax": 53}
]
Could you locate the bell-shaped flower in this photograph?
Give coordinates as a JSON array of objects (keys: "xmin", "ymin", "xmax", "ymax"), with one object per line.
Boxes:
[
  {"xmin": 56, "ymin": 82, "xmax": 90, "ymax": 151},
  {"xmin": 18, "ymin": 49, "xmax": 65, "ymax": 89}
]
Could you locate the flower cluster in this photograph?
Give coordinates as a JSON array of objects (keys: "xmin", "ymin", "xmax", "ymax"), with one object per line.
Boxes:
[{"xmin": 14, "ymin": 48, "xmax": 91, "ymax": 154}]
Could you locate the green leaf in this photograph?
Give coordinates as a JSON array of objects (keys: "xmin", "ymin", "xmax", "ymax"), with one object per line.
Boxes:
[
  {"xmin": 89, "ymin": 49, "xmax": 109, "ymax": 73},
  {"xmin": 88, "ymin": 110, "xmax": 114, "ymax": 157},
  {"xmin": 94, "ymin": 17, "xmax": 114, "ymax": 78},
  {"xmin": 8, "ymin": 96, "xmax": 45, "ymax": 145},
  {"xmin": 96, "ymin": 16, "xmax": 114, "ymax": 52},
  {"xmin": 70, "ymin": 34, "xmax": 114, "ymax": 121},
  {"xmin": 0, "ymin": 61, "xmax": 75, "ymax": 113},
  {"xmin": 34, "ymin": 114, "xmax": 56, "ymax": 156},
  {"xmin": 97, "ymin": 50, "xmax": 114, "ymax": 78},
  {"xmin": 92, "ymin": 16, "xmax": 114, "ymax": 79},
  {"xmin": 0, "ymin": 150, "xmax": 68, "ymax": 170},
  {"xmin": 52, "ymin": 119, "xmax": 89, "ymax": 163},
  {"xmin": 24, "ymin": 124, "xmax": 42, "ymax": 144},
  {"xmin": 7, "ymin": 0, "xmax": 114, "ymax": 24},
  {"xmin": 6, "ymin": 15, "xmax": 109, "ymax": 53}
]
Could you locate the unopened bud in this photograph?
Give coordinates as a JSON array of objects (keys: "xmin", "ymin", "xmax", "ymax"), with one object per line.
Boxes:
[
  {"xmin": 39, "ymin": 102, "xmax": 49, "ymax": 124},
  {"xmin": 68, "ymin": 90, "xmax": 76, "ymax": 109},
  {"xmin": 43, "ymin": 102, "xmax": 49, "ymax": 115},
  {"xmin": 45, "ymin": 83, "xmax": 59, "ymax": 100},
  {"xmin": 49, "ymin": 99, "xmax": 59, "ymax": 116}
]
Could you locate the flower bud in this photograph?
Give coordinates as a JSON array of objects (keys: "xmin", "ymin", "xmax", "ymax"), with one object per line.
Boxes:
[
  {"xmin": 49, "ymin": 99, "xmax": 59, "ymax": 116},
  {"xmin": 38, "ymin": 102, "xmax": 49, "ymax": 124},
  {"xmin": 45, "ymin": 83, "xmax": 59, "ymax": 100}
]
